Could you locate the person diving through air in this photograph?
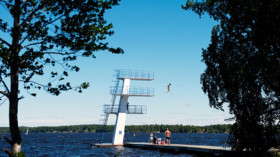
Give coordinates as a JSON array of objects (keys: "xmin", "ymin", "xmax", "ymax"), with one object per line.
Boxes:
[{"xmin": 167, "ymin": 83, "xmax": 171, "ymax": 93}]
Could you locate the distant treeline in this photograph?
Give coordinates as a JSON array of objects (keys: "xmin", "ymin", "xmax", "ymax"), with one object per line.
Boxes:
[{"xmin": 0, "ymin": 124, "xmax": 231, "ymax": 134}]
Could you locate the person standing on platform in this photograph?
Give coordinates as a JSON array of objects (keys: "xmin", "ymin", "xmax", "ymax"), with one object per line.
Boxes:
[
  {"xmin": 153, "ymin": 136, "xmax": 158, "ymax": 144},
  {"xmin": 149, "ymin": 132, "xmax": 153, "ymax": 144},
  {"xmin": 127, "ymin": 102, "xmax": 129, "ymax": 113},
  {"xmin": 165, "ymin": 128, "xmax": 171, "ymax": 144}
]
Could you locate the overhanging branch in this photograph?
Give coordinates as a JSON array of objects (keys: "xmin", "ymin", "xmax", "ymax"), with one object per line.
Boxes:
[
  {"xmin": 0, "ymin": 148, "xmax": 12, "ymax": 157},
  {"xmin": 0, "ymin": 37, "xmax": 11, "ymax": 48},
  {"xmin": 19, "ymin": 5, "xmax": 43, "ymax": 28},
  {"xmin": 21, "ymin": 80, "xmax": 47, "ymax": 88},
  {"xmin": 22, "ymin": 41, "xmax": 44, "ymax": 49},
  {"xmin": 44, "ymin": 51, "xmax": 77, "ymax": 55},
  {"xmin": 0, "ymin": 91, "xmax": 8, "ymax": 98},
  {"xmin": 2, "ymin": 135, "xmax": 12, "ymax": 145},
  {"xmin": 42, "ymin": 14, "xmax": 64, "ymax": 28},
  {"xmin": 0, "ymin": 75, "xmax": 10, "ymax": 95}
]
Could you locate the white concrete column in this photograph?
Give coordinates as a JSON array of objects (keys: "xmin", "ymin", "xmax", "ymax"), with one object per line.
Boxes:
[
  {"xmin": 112, "ymin": 79, "xmax": 130, "ymax": 145},
  {"xmin": 112, "ymin": 113, "xmax": 127, "ymax": 145}
]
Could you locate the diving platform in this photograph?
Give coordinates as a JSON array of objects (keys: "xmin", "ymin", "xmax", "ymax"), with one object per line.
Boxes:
[{"xmin": 99, "ymin": 69, "xmax": 154, "ymax": 145}]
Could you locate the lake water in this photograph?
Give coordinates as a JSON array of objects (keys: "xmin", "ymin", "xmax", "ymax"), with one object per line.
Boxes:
[{"xmin": 0, "ymin": 133, "xmax": 229, "ymax": 157}]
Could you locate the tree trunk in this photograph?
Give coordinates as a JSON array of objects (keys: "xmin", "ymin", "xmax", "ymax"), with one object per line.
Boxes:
[
  {"xmin": 9, "ymin": 96, "xmax": 21, "ymax": 154},
  {"xmin": 9, "ymin": 0, "xmax": 21, "ymax": 154}
]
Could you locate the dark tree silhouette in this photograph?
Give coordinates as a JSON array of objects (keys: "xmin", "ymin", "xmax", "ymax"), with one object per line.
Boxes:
[
  {"xmin": 183, "ymin": 0, "xmax": 280, "ymax": 152},
  {"xmin": 0, "ymin": 0, "xmax": 122, "ymax": 155}
]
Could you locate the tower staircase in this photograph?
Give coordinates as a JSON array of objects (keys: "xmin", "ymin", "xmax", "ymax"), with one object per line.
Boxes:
[{"xmin": 100, "ymin": 71, "xmax": 121, "ymax": 142}]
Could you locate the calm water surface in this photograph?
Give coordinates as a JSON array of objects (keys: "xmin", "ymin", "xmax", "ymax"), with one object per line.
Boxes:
[{"xmin": 0, "ymin": 133, "xmax": 228, "ymax": 157}]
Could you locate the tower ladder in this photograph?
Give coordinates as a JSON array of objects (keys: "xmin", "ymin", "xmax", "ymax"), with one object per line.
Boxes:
[{"xmin": 100, "ymin": 71, "xmax": 120, "ymax": 143}]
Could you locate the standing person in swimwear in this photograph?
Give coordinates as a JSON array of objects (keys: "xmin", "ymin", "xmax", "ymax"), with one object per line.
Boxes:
[
  {"xmin": 149, "ymin": 132, "xmax": 153, "ymax": 144},
  {"xmin": 165, "ymin": 128, "xmax": 171, "ymax": 144}
]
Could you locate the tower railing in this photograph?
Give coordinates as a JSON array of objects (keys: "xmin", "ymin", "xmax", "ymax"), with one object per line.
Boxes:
[
  {"xmin": 110, "ymin": 86, "xmax": 154, "ymax": 96},
  {"xmin": 127, "ymin": 105, "xmax": 147, "ymax": 114},
  {"xmin": 115, "ymin": 69, "xmax": 154, "ymax": 80},
  {"xmin": 103, "ymin": 104, "xmax": 147, "ymax": 114}
]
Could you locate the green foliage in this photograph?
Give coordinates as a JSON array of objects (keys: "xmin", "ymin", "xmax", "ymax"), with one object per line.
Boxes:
[
  {"xmin": 0, "ymin": 124, "xmax": 231, "ymax": 133},
  {"xmin": 183, "ymin": 0, "xmax": 280, "ymax": 152},
  {"xmin": 126, "ymin": 124, "xmax": 231, "ymax": 133},
  {"xmin": 114, "ymin": 151, "xmax": 121, "ymax": 157},
  {"xmin": 0, "ymin": 0, "xmax": 123, "ymax": 97},
  {"xmin": 0, "ymin": 127, "xmax": 10, "ymax": 133},
  {"xmin": 13, "ymin": 152, "xmax": 26, "ymax": 157}
]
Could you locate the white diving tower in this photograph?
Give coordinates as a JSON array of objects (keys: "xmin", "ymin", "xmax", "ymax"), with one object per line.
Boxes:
[{"xmin": 100, "ymin": 69, "xmax": 154, "ymax": 145}]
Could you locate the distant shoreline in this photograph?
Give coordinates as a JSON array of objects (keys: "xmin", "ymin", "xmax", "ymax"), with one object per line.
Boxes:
[{"xmin": 0, "ymin": 124, "xmax": 232, "ymax": 134}]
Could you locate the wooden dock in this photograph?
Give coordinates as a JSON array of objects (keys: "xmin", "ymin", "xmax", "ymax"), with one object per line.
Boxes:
[
  {"xmin": 93, "ymin": 143, "xmax": 123, "ymax": 147},
  {"xmin": 94, "ymin": 142, "xmax": 273, "ymax": 156},
  {"xmin": 93, "ymin": 142, "xmax": 256, "ymax": 156},
  {"xmin": 124, "ymin": 142, "xmax": 234, "ymax": 156}
]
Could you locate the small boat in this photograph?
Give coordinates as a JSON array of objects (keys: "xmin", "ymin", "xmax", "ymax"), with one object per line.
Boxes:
[{"xmin": 25, "ymin": 128, "xmax": 29, "ymax": 135}]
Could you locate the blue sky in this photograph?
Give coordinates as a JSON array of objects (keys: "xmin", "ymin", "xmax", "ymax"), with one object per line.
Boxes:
[{"xmin": 0, "ymin": 0, "xmax": 232, "ymax": 127}]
